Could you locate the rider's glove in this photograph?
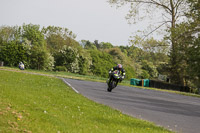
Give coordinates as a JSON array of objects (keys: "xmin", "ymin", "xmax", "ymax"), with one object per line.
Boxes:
[
  {"xmin": 121, "ymin": 76, "xmax": 124, "ymax": 80},
  {"xmin": 109, "ymin": 71, "xmax": 112, "ymax": 74}
]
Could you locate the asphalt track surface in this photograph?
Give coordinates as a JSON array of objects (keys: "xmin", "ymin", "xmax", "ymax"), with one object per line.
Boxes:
[{"xmin": 63, "ymin": 78, "xmax": 200, "ymax": 133}]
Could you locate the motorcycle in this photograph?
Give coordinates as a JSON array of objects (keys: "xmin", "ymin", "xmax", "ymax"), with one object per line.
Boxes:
[{"xmin": 107, "ymin": 70, "xmax": 122, "ymax": 92}]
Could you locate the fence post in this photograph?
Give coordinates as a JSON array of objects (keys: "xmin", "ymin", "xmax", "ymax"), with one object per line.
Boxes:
[{"xmin": 142, "ymin": 79, "xmax": 144, "ymax": 87}]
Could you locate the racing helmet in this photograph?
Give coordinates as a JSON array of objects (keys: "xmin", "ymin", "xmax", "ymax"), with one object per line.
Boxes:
[{"xmin": 117, "ymin": 64, "xmax": 122, "ymax": 70}]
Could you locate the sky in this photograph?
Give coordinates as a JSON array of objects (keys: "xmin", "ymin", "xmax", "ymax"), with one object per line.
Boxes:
[{"xmin": 0, "ymin": 0, "xmax": 150, "ymax": 46}]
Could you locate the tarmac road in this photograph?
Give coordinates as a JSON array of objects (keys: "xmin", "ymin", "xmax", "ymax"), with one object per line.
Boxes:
[{"xmin": 63, "ymin": 78, "xmax": 200, "ymax": 133}]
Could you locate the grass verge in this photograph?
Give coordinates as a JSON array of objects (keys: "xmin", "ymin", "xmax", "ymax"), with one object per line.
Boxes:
[
  {"xmin": 0, "ymin": 69, "xmax": 172, "ymax": 133},
  {"xmin": 1, "ymin": 66, "xmax": 200, "ymax": 98}
]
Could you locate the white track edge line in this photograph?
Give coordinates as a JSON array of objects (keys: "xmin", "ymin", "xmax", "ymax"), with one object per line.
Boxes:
[{"xmin": 61, "ymin": 78, "xmax": 79, "ymax": 94}]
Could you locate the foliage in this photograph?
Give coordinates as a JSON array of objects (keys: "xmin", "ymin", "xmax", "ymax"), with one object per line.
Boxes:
[
  {"xmin": 141, "ymin": 60, "xmax": 158, "ymax": 78},
  {"xmin": 78, "ymin": 49, "xmax": 92, "ymax": 75},
  {"xmin": 0, "ymin": 26, "xmax": 18, "ymax": 43},
  {"xmin": 89, "ymin": 50, "xmax": 116, "ymax": 77},
  {"xmin": 42, "ymin": 26, "xmax": 77, "ymax": 54},
  {"xmin": 165, "ymin": 0, "xmax": 200, "ymax": 87},
  {"xmin": 106, "ymin": 47, "xmax": 125, "ymax": 64},
  {"xmin": 141, "ymin": 70, "xmax": 150, "ymax": 79},
  {"xmin": 1, "ymin": 21, "xmax": 199, "ymax": 88},
  {"xmin": 187, "ymin": 0, "xmax": 200, "ymax": 21},
  {"xmin": 0, "ymin": 26, "xmax": 26, "ymax": 66},
  {"xmin": 101, "ymin": 42, "xmax": 113, "ymax": 49},
  {"xmin": 22, "ymin": 24, "xmax": 45, "ymax": 47},
  {"xmin": 129, "ymin": 36, "xmax": 169, "ymax": 64},
  {"xmin": 108, "ymin": 0, "xmax": 193, "ymax": 86},
  {"xmin": 0, "ymin": 24, "xmax": 55, "ymax": 70},
  {"xmin": 82, "ymin": 40, "xmax": 97, "ymax": 50},
  {"xmin": 187, "ymin": 36, "xmax": 200, "ymax": 88},
  {"xmin": 0, "ymin": 41, "xmax": 28, "ymax": 67},
  {"xmin": 185, "ymin": 0, "xmax": 200, "ymax": 88},
  {"xmin": 119, "ymin": 38, "xmax": 168, "ymax": 79},
  {"xmin": 123, "ymin": 65, "xmax": 136, "ymax": 79},
  {"xmin": 54, "ymin": 46, "xmax": 80, "ymax": 73}
]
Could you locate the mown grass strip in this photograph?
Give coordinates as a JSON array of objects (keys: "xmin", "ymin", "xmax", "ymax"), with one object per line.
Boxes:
[{"xmin": 0, "ymin": 70, "xmax": 172, "ymax": 133}]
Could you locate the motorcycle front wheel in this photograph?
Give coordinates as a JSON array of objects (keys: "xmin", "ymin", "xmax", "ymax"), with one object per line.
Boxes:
[
  {"xmin": 107, "ymin": 80, "xmax": 116, "ymax": 92},
  {"xmin": 107, "ymin": 87, "xmax": 112, "ymax": 92}
]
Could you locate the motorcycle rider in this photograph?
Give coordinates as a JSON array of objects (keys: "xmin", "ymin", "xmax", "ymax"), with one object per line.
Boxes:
[{"xmin": 107, "ymin": 64, "xmax": 125, "ymax": 86}]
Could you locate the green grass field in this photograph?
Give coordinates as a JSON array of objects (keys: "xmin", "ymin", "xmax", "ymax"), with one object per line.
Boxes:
[{"xmin": 0, "ymin": 69, "xmax": 172, "ymax": 133}]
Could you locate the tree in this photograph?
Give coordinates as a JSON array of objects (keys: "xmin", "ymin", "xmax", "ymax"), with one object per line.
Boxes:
[
  {"xmin": 22, "ymin": 24, "xmax": 45, "ymax": 47},
  {"xmin": 101, "ymin": 42, "xmax": 113, "ymax": 49},
  {"xmin": 46, "ymin": 34, "xmax": 65, "ymax": 53},
  {"xmin": 141, "ymin": 60, "xmax": 158, "ymax": 78},
  {"xmin": 131, "ymin": 35, "xmax": 169, "ymax": 63},
  {"xmin": 105, "ymin": 47, "xmax": 137, "ymax": 79},
  {"xmin": 165, "ymin": 0, "xmax": 200, "ymax": 87},
  {"xmin": 94, "ymin": 40, "xmax": 102, "ymax": 49},
  {"xmin": 179, "ymin": 0, "xmax": 200, "ymax": 88},
  {"xmin": 42, "ymin": 26, "xmax": 76, "ymax": 40},
  {"xmin": 108, "ymin": 0, "xmax": 189, "ymax": 84},
  {"xmin": 187, "ymin": 37, "xmax": 200, "ymax": 88},
  {"xmin": 187, "ymin": 0, "xmax": 200, "ymax": 22},
  {"xmin": 107, "ymin": 47, "xmax": 125, "ymax": 64},
  {"xmin": 84, "ymin": 40, "xmax": 97, "ymax": 50},
  {"xmin": 89, "ymin": 50, "xmax": 116, "ymax": 77},
  {"xmin": 78, "ymin": 49, "xmax": 92, "ymax": 75},
  {"xmin": 22, "ymin": 24, "xmax": 54, "ymax": 70},
  {"xmin": 54, "ymin": 46, "xmax": 80, "ymax": 73},
  {"xmin": 0, "ymin": 26, "xmax": 30, "ymax": 67},
  {"xmin": 0, "ymin": 41, "xmax": 29, "ymax": 67},
  {"xmin": 0, "ymin": 26, "xmax": 16, "ymax": 43},
  {"xmin": 30, "ymin": 46, "xmax": 54, "ymax": 70},
  {"xmin": 42, "ymin": 26, "xmax": 77, "ymax": 53}
]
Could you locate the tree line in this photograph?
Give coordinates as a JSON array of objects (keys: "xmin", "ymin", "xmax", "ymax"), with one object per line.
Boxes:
[
  {"xmin": 0, "ymin": 24, "xmax": 168, "ymax": 80},
  {"xmin": 108, "ymin": 0, "xmax": 200, "ymax": 90}
]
